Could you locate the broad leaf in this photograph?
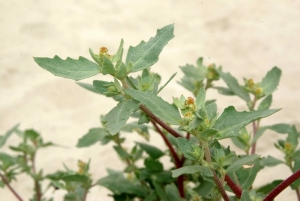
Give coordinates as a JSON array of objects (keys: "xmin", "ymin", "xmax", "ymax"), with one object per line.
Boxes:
[
  {"xmin": 34, "ymin": 56, "xmax": 100, "ymax": 81},
  {"xmin": 77, "ymin": 128, "xmax": 109, "ymax": 147},
  {"xmin": 125, "ymin": 89, "xmax": 181, "ymax": 125},
  {"xmin": 260, "ymin": 67, "xmax": 281, "ymax": 95},
  {"xmin": 103, "ymin": 99, "xmax": 140, "ymax": 135},
  {"xmin": 136, "ymin": 142, "xmax": 164, "ymax": 159},
  {"xmin": 217, "ymin": 69, "xmax": 250, "ymax": 102},
  {"xmin": 226, "ymin": 155, "xmax": 259, "ymax": 173},
  {"xmin": 125, "ymin": 24, "xmax": 174, "ymax": 72},
  {"xmin": 214, "ymin": 106, "xmax": 279, "ymax": 139},
  {"xmin": 172, "ymin": 165, "xmax": 213, "ymax": 178},
  {"xmin": 195, "ymin": 87, "xmax": 206, "ymax": 109}
]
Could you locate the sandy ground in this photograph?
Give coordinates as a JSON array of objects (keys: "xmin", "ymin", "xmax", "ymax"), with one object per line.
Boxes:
[{"xmin": 1, "ymin": 0, "xmax": 300, "ymax": 200}]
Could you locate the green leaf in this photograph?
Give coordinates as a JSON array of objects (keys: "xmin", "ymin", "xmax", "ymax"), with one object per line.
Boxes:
[
  {"xmin": 256, "ymin": 180, "xmax": 283, "ymax": 194},
  {"xmin": 103, "ymin": 99, "xmax": 140, "ymax": 135},
  {"xmin": 260, "ymin": 67, "xmax": 282, "ymax": 95},
  {"xmin": 125, "ymin": 24, "xmax": 175, "ymax": 72},
  {"xmin": 102, "ymin": 57, "xmax": 115, "ymax": 75},
  {"xmin": 226, "ymin": 155, "xmax": 259, "ymax": 173},
  {"xmin": 260, "ymin": 156, "xmax": 284, "ymax": 167},
  {"xmin": 77, "ymin": 128, "xmax": 109, "ymax": 147},
  {"xmin": 213, "ymin": 87, "xmax": 235, "ymax": 96},
  {"xmin": 172, "ymin": 165, "xmax": 213, "ymax": 178},
  {"xmin": 61, "ymin": 174, "xmax": 90, "ymax": 183},
  {"xmin": 177, "ymin": 137, "xmax": 202, "ymax": 160},
  {"xmin": 144, "ymin": 158, "xmax": 163, "ymax": 172},
  {"xmin": 214, "ymin": 106, "xmax": 280, "ymax": 139},
  {"xmin": 76, "ymin": 82, "xmax": 102, "ymax": 94},
  {"xmin": 125, "ymin": 89, "xmax": 181, "ymax": 125},
  {"xmin": 97, "ymin": 173, "xmax": 147, "ymax": 196},
  {"xmin": 113, "ymin": 146, "xmax": 131, "ymax": 159},
  {"xmin": 93, "ymin": 80, "xmax": 114, "ymax": 94},
  {"xmin": 287, "ymin": 125, "xmax": 299, "ymax": 148},
  {"xmin": 157, "ymin": 72, "xmax": 177, "ymax": 94},
  {"xmin": 240, "ymin": 190, "xmax": 252, "ymax": 201},
  {"xmin": 165, "ymin": 184, "xmax": 182, "ymax": 201},
  {"xmin": 34, "ymin": 56, "xmax": 100, "ymax": 81},
  {"xmin": 136, "ymin": 142, "xmax": 164, "ymax": 159},
  {"xmin": 258, "ymin": 95, "xmax": 272, "ymax": 110},
  {"xmin": 195, "ymin": 87, "xmax": 206, "ymax": 109},
  {"xmin": 251, "ymin": 126, "xmax": 269, "ymax": 146},
  {"xmin": 217, "ymin": 69, "xmax": 250, "ymax": 102},
  {"xmin": 111, "ymin": 39, "xmax": 124, "ymax": 63},
  {"xmin": 89, "ymin": 48, "xmax": 101, "ymax": 65},
  {"xmin": 152, "ymin": 181, "xmax": 168, "ymax": 200},
  {"xmin": 0, "ymin": 124, "xmax": 19, "ymax": 148},
  {"xmin": 268, "ymin": 123, "xmax": 291, "ymax": 134}
]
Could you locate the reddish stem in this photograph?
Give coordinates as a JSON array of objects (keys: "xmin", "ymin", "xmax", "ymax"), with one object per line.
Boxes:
[
  {"xmin": 151, "ymin": 120, "xmax": 185, "ymax": 198},
  {"xmin": 140, "ymin": 105, "xmax": 182, "ymax": 138},
  {"xmin": 225, "ymin": 175, "xmax": 242, "ymax": 198},
  {"xmin": 264, "ymin": 169, "xmax": 300, "ymax": 201},
  {"xmin": 0, "ymin": 173, "xmax": 24, "ymax": 201}
]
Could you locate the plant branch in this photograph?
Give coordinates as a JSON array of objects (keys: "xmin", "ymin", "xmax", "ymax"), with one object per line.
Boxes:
[
  {"xmin": 151, "ymin": 119, "xmax": 185, "ymax": 198},
  {"xmin": 203, "ymin": 141, "xmax": 229, "ymax": 201},
  {"xmin": 225, "ymin": 175, "xmax": 242, "ymax": 198},
  {"xmin": 0, "ymin": 173, "xmax": 24, "ymax": 201},
  {"xmin": 250, "ymin": 97, "xmax": 258, "ymax": 155},
  {"xmin": 140, "ymin": 105, "xmax": 182, "ymax": 138},
  {"xmin": 264, "ymin": 169, "xmax": 300, "ymax": 201},
  {"xmin": 31, "ymin": 153, "xmax": 42, "ymax": 201}
]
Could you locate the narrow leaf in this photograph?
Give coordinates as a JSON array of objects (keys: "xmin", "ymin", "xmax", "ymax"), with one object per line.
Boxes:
[
  {"xmin": 103, "ymin": 99, "xmax": 140, "ymax": 135},
  {"xmin": 195, "ymin": 87, "xmax": 206, "ymax": 109},
  {"xmin": 260, "ymin": 67, "xmax": 282, "ymax": 95},
  {"xmin": 77, "ymin": 82, "xmax": 102, "ymax": 94},
  {"xmin": 157, "ymin": 72, "xmax": 177, "ymax": 94},
  {"xmin": 260, "ymin": 156, "xmax": 284, "ymax": 167},
  {"xmin": 0, "ymin": 124, "xmax": 19, "ymax": 148},
  {"xmin": 126, "ymin": 24, "xmax": 175, "ymax": 72},
  {"xmin": 165, "ymin": 184, "xmax": 182, "ymax": 201},
  {"xmin": 77, "ymin": 128, "xmax": 109, "ymax": 147},
  {"xmin": 136, "ymin": 142, "xmax": 164, "ymax": 159},
  {"xmin": 258, "ymin": 95, "xmax": 272, "ymax": 110},
  {"xmin": 125, "ymin": 89, "xmax": 181, "ymax": 125},
  {"xmin": 214, "ymin": 106, "xmax": 280, "ymax": 139},
  {"xmin": 34, "ymin": 56, "xmax": 100, "ymax": 81},
  {"xmin": 226, "ymin": 155, "xmax": 259, "ymax": 173},
  {"xmin": 172, "ymin": 165, "xmax": 213, "ymax": 178},
  {"xmin": 111, "ymin": 39, "xmax": 124, "ymax": 63}
]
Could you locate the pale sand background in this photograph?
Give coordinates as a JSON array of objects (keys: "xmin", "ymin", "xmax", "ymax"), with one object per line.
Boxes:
[{"xmin": 1, "ymin": 0, "xmax": 300, "ymax": 200}]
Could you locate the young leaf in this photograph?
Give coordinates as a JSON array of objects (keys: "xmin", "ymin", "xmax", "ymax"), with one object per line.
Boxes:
[
  {"xmin": 102, "ymin": 57, "xmax": 115, "ymax": 75},
  {"xmin": 268, "ymin": 123, "xmax": 291, "ymax": 134},
  {"xmin": 125, "ymin": 89, "xmax": 181, "ymax": 125},
  {"xmin": 0, "ymin": 124, "xmax": 19, "ymax": 148},
  {"xmin": 177, "ymin": 137, "xmax": 202, "ymax": 160},
  {"xmin": 217, "ymin": 69, "xmax": 250, "ymax": 102},
  {"xmin": 157, "ymin": 72, "xmax": 177, "ymax": 94},
  {"xmin": 76, "ymin": 82, "xmax": 102, "ymax": 95},
  {"xmin": 287, "ymin": 125, "xmax": 299, "ymax": 148},
  {"xmin": 195, "ymin": 87, "xmax": 206, "ymax": 109},
  {"xmin": 136, "ymin": 142, "xmax": 164, "ymax": 159},
  {"xmin": 240, "ymin": 190, "xmax": 252, "ymax": 201},
  {"xmin": 125, "ymin": 24, "xmax": 175, "ymax": 72},
  {"xmin": 113, "ymin": 146, "xmax": 131, "ymax": 159},
  {"xmin": 260, "ymin": 67, "xmax": 282, "ymax": 95},
  {"xmin": 214, "ymin": 106, "xmax": 280, "ymax": 139},
  {"xmin": 34, "ymin": 56, "xmax": 100, "ymax": 81},
  {"xmin": 258, "ymin": 95, "xmax": 272, "ymax": 110},
  {"xmin": 77, "ymin": 128, "xmax": 109, "ymax": 148},
  {"xmin": 171, "ymin": 165, "xmax": 213, "ymax": 178},
  {"xmin": 260, "ymin": 156, "xmax": 284, "ymax": 167},
  {"xmin": 111, "ymin": 39, "xmax": 124, "ymax": 63},
  {"xmin": 226, "ymin": 154, "xmax": 259, "ymax": 173},
  {"xmin": 103, "ymin": 99, "xmax": 140, "ymax": 135}
]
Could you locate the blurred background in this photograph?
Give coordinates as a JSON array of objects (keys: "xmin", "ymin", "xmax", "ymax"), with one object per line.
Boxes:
[{"xmin": 1, "ymin": 0, "xmax": 300, "ymax": 200}]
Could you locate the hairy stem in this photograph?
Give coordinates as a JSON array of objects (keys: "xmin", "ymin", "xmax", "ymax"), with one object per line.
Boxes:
[
  {"xmin": 0, "ymin": 173, "xmax": 24, "ymax": 201},
  {"xmin": 264, "ymin": 169, "xmax": 300, "ymax": 201},
  {"xmin": 151, "ymin": 120, "xmax": 185, "ymax": 198}
]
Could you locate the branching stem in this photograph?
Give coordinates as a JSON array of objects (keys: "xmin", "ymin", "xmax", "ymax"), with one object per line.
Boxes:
[{"xmin": 0, "ymin": 173, "xmax": 24, "ymax": 201}]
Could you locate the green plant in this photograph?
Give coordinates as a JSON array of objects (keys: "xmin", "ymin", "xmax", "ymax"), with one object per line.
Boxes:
[{"xmin": 1, "ymin": 24, "xmax": 300, "ymax": 201}]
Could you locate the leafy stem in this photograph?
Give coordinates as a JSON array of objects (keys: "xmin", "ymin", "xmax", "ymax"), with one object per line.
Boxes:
[
  {"xmin": 0, "ymin": 173, "xmax": 24, "ymax": 201},
  {"xmin": 264, "ymin": 169, "xmax": 300, "ymax": 201}
]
